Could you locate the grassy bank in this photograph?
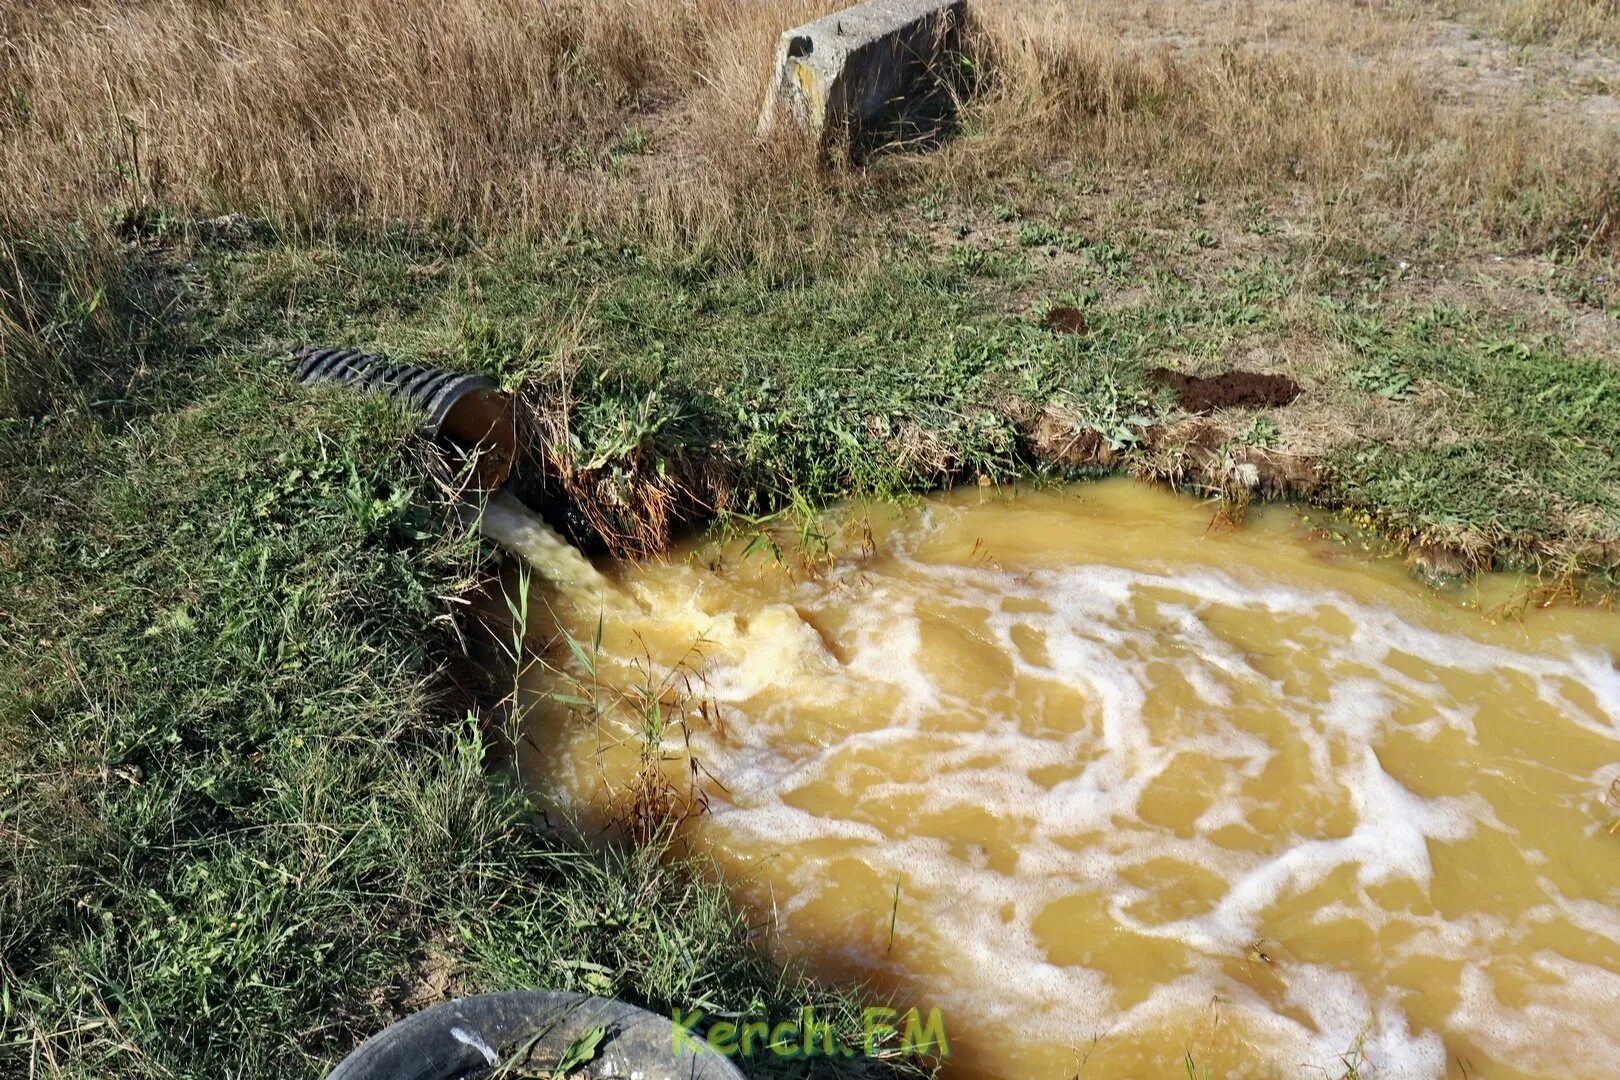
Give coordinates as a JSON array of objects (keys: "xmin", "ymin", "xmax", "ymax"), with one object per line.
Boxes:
[
  {"xmin": 0, "ymin": 232, "xmax": 901, "ymax": 1078},
  {"xmin": 175, "ymin": 214, "xmax": 1618, "ymax": 575}
]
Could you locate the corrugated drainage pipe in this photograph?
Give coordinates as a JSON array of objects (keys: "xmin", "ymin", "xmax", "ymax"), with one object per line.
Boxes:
[{"xmin": 291, "ymin": 345, "xmax": 516, "ymax": 488}]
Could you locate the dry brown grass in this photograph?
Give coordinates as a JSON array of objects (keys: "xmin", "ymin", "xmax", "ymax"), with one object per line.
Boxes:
[
  {"xmin": 960, "ymin": 2, "xmax": 1618, "ymax": 250},
  {"xmin": 0, "ymin": 0, "xmax": 1615, "ymax": 262},
  {"xmin": 0, "ymin": 0, "xmax": 839, "ymax": 246},
  {"xmin": 8, "ymin": 0, "xmax": 1617, "ymax": 415},
  {"xmin": 1452, "ymin": 0, "xmax": 1620, "ymax": 45},
  {"xmin": 969, "ymin": 16, "xmax": 1439, "ymax": 184}
]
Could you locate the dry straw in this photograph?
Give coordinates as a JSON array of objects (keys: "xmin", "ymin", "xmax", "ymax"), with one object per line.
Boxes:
[{"xmin": 1, "ymin": 0, "xmax": 1614, "ymax": 256}]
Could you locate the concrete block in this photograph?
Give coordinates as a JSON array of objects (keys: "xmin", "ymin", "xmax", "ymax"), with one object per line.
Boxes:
[{"xmin": 757, "ymin": 0, "xmax": 967, "ymax": 142}]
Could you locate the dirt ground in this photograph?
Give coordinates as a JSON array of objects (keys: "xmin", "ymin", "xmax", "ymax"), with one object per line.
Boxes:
[{"xmin": 1147, "ymin": 368, "xmax": 1303, "ymax": 412}]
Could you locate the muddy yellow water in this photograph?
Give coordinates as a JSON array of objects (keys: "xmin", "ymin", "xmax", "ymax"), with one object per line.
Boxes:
[{"xmin": 502, "ymin": 480, "xmax": 1620, "ymax": 1079}]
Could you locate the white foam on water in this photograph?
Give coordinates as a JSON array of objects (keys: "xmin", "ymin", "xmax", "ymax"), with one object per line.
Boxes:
[
  {"xmin": 1281, "ymin": 964, "xmax": 1449, "ymax": 1077},
  {"xmin": 1450, "ymin": 952, "xmax": 1620, "ymax": 1072},
  {"xmin": 522, "ymin": 498, "xmax": 1620, "ymax": 1076}
]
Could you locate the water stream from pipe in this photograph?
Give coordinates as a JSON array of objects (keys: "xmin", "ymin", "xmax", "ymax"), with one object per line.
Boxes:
[{"xmin": 499, "ymin": 479, "xmax": 1620, "ymax": 1079}]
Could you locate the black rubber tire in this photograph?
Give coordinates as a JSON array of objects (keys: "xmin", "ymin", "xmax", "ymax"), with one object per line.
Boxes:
[{"xmin": 326, "ymin": 990, "xmax": 747, "ymax": 1080}]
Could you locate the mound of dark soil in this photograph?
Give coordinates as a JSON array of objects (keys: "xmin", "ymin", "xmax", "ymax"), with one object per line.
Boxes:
[
  {"xmin": 1147, "ymin": 367, "xmax": 1301, "ymax": 413},
  {"xmin": 1041, "ymin": 305, "xmax": 1088, "ymax": 334}
]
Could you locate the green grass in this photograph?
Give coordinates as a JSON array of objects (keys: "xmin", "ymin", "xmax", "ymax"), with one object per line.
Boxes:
[
  {"xmin": 1326, "ymin": 304, "xmax": 1620, "ymax": 555},
  {"xmin": 206, "ymin": 228, "xmax": 1158, "ymax": 499},
  {"xmin": 0, "ymin": 222, "xmax": 169, "ymax": 421},
  {"xmin": 0, "ymin": 235, "xmax": 913, "ymax": 1078}
]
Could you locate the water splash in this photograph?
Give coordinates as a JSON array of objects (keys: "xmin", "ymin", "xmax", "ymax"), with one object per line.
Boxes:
[{"xmin": 474, "ymin": 489, "xmax": 619, "ymax": 608}]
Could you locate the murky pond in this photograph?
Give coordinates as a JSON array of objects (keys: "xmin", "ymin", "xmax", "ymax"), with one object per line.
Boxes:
[{"xmin": 503, "ymin": 479, "xmax": 1620, "ymax": 1079}]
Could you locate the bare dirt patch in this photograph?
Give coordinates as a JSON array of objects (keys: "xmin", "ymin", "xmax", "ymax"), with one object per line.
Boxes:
[
  {"xmin": 1041, "ymin": 305, "xmax": 1088, "ymax": 334},
  {"xmin": 1147, "ymin": 368, "xmax": 1303, "ymax": 413},
  {"xmin": 1416, "ymin": 15, "xmax": 1620, "ymax": 126}
]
